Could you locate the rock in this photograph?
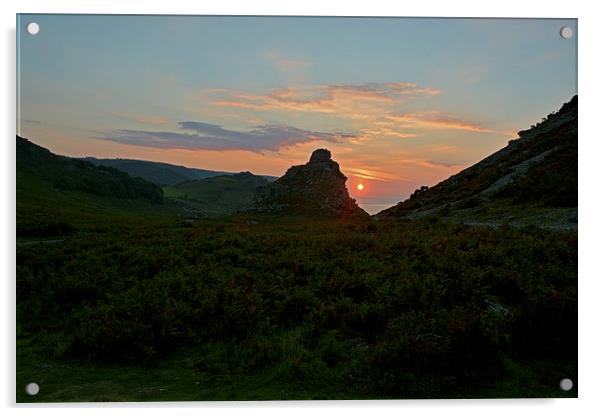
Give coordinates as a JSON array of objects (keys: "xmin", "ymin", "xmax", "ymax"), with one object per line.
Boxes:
[
  {"xmin": 246, "ymin": 149, "xmax": 368, "ymax": 218},
  {"xmin": 309, "ymin": 148, "xmax": 332, "ymax": 164}
]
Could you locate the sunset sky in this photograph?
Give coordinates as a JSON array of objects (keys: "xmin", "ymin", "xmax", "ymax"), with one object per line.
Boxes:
[{"xmin": 17, "ymin": 15, "xmax": 577, "ymax": 213}]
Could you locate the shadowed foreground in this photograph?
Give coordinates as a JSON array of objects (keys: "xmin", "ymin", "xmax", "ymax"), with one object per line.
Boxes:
[{"xmin": 17, "ymin": 217, "xmax": 577, "ymax": 401}]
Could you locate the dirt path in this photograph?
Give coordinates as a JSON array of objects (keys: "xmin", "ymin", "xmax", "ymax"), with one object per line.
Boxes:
[{"xmin": 17, "ymin": 239, "xmax": 65, "ymax": 247}]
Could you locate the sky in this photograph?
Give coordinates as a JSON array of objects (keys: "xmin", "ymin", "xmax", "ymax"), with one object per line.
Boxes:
[{"xmin": 17, "ymin": 15, "xmax": 577, "ymax": 213}]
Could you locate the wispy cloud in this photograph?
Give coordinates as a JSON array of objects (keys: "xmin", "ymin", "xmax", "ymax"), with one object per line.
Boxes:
[
  {"xmin": 100, "ymin": 121, "xmax": 356, "ymax": 152},
  {"xmin": 211, "ymin": 82, "xmax": 441, "ymax": 117},
  {"xmin": 385, "ymin": 112, "xmax": 493, "ymax": 133},
  {"xmin": 264, "ymin": 52, "xmax": 311, "ymax": 73},
  {"xmin": 424, "ymin": 159, "xmax": 466, "ymax": 168},
  {"xmin": 358, "ymin": 127, "xmax": 418, "ymax": 140},
  {"xmin": 207, "ymin": 82, "xmax": 497, "ymax": 141},
  {"xmin": 109, "ymin": 111, "xmax": 172, "ymax": 127},
  {"xmin": 99, "ymin": 81, "xmax": 497, "ymax": 159},
  {"xmin": 263, "ymin": 52, "xmax": 312, "ymax": 84},
  {"xmin": 345, "ymin": 167, "xmax": 401, "ymax": 182}
]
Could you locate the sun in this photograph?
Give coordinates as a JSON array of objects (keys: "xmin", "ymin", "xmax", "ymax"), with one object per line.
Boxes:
[{"xmin": 357, "ymin": 183, "xmax": 364, "ymax": 191}]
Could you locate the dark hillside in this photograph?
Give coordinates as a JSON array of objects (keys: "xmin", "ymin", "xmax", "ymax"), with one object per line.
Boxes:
[
  {"xmin": 16, "ymin": 136, "xmax": 173, "ymax": 237},
  {"xmin": 378, "ymin": 96, "xmax": 577, "ymax": 227},
  {"xmin": 18, "ymin": 136, "xmax": 163, "ymax": 204}
]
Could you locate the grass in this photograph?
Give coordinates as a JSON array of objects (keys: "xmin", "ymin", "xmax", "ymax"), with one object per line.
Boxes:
[
  {"xmin": 17, "ymin": 336, "xmax": 576, "ymax": 402},
  {"xmin": 16, "ymin": 169, "xmax": 183, "ymax": 237}
]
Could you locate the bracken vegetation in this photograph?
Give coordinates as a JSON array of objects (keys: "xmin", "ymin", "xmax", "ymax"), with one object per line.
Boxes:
[{"xmin": 17, "ymin": 216, "xmax": 577, "ymax": 400}]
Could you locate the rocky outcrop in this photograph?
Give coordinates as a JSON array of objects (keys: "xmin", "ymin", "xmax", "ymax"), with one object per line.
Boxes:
[{"xmin": 248, "ymin": 149, "xmax": 368, "ymax": 218}]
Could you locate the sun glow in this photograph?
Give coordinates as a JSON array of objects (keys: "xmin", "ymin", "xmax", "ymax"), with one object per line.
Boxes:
[{"xmin": 357, "ymin": 183, "xmax": 364, "ymax": 191}]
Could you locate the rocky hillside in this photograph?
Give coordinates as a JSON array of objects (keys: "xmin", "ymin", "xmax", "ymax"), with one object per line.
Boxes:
[
  {"xmin": 248, "ymin": 149, "xmax": 368, "ymax": 218},
  {"xmin": 378, "ymin": 95, "xmax": 577, "ymax": 228}
]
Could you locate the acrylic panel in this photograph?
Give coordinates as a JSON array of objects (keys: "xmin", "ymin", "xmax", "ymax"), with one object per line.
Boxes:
[{"xmin": 16, "ymin": 14, "xmax": 577, "ymax": 402}]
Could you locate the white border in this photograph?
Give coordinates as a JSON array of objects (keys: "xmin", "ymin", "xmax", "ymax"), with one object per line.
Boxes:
[{"xmin": 2, "ymin": 1, "xmax": 600, "ymax": 415}]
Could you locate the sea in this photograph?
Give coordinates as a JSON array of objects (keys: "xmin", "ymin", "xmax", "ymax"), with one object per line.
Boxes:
[{"xmin": 354, "ymin": 197, "xmax": 400, "ymax": 215}]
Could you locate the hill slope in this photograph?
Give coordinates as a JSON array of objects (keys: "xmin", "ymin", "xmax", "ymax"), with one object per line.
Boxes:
[
  {"xmin": 377, "ymin": 95, "xmax": 577, "ymax": 228},
  {"xmin": 17, "ymin": 136, "xmax": 171, "ymax": 236},
  {"xmin": 18, "ymin": 136, "xmax": 164, "ymax": 203},
  {"xmin": 163, "ymin": 171, "xmax": 269, "ymax": 217},
  {"xmin": 84, "ymin": 157, "xmax": 277, "ymax": 186}
]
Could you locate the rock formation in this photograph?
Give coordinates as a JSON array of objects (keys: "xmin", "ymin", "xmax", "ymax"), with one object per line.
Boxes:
[{"xmin": 248, "ymin": 149, "xmax": 368, "ymax": 218}]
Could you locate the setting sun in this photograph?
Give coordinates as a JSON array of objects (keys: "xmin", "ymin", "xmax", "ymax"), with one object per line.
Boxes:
[{"xmin": 357, "ymin": 183, "xmax": 364, "ymax": 191}]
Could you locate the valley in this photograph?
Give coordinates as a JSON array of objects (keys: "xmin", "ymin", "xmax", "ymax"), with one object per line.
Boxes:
[{"xmin": 16, "ymin": 97, "xmax": 578, "ymax": 401}]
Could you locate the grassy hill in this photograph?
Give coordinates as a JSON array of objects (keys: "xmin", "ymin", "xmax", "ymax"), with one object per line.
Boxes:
[
  {"xmin": 164, "ymin": 172, "xmax": 269, "ymax": 217},
  {"xmin": 17, "ymin": 136, "xmax": 175, "ymax": 236},
  {"xmin": 377, "ymin": 95, "xmax": 577, "ymax": 228},
  {"xmin": 85, "ymin": 157, "xmax": 277, "ymax": 186},
  {"xmin": 18, "ymin": 136, "xmax": 164, "ymax": 203},
  {"xmin": 16, "ymin": 137, "xmax": 276, "ymax": 234}
]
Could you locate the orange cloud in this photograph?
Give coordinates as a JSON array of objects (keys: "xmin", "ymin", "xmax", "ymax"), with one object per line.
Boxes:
[
  {"xmin": 213, "ymin": 89, "xmax": 335, "ymax": 113},
  {"xmin": 359, "ymin": 127, "xmax": 418, "ymax": 140},
  {"xmin": 385, "ymin": 111, "xmax": 493, "ymax": 133},
  {"xmin": 209, "ymin": 83, "xmax": 500, "ymax": 146},
  {"xmin": 211, "ymin": 82, "xmax": 441, "ymax": 117},
  {"xmin": 423, "ymin": 144, "xmax": 462, "ymax": 153},
  {"xmin": 344, "ymin": 167, "xmax": 402, "ymax": 182}
]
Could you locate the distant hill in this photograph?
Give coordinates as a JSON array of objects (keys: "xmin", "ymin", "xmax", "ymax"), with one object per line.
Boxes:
[
  {"xmin": 163, "ymin": 171, "xmax": 270, "ymax": 217},
  {"xmin": 84, "ymin": 157, "xmax": 277, "ymax": 186},
  {"xmin": 248, "ymin": 149, "xmax": 369, "ymax": 218},
  {"xmin": 377, "ymin": 95, "xmax": 577, "ymax": 228}
]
